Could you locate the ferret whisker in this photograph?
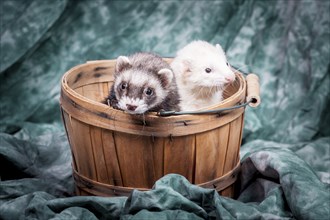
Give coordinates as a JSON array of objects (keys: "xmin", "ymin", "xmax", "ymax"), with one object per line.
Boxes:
[
  {"xmin": 223, "ymin": 90, "xmax": 231, "ymax": 97},
  {"xmin": 142, "ymin": 113, "xmax": 146, "ymax": 131},
  {"xmin": 208, "ymin": 86, "xmax": 214, "ymax": 97},
  {"xmin": 201, "ymin": 87, "xmax": 207, "ymax": 97},
  {"xmin": 196, "ymin": 86, "xmax": 203, "ymax": 97},
  {"xmin": 233, "ymin": 64, "xmax": 249, "ymax": 73},
  {"xmin": 233, "ymin": 64, "xmax": 256, "ymax": 75},
  {"xmin": 209, "ymin": 86, "xmax": 213, "ymax": 94}
]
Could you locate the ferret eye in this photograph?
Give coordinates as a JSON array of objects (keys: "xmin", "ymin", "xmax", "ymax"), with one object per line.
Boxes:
[
  {"xmin": 226, "ymin": 62, "xmax": 229, "ymax": 66},
  {"xmin": 121, "ymin": 83, "xmax": 127, "ymax": 90},
  {"xmin": 145, "ymin": 88, "xmax": 153, "ymax": 96},
  {"xmin": 205, "ymin": 68, "xmax": 212, "ymax": 73}
]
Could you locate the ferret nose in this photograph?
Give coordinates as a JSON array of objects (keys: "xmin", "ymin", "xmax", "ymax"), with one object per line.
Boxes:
[
  {"xmin": 225, "ymin": 76, "xmax": 235, "ymax": 83},
  {"xmin": 126, "ymin": 104, "xmax": 137, "ymax": 111}
]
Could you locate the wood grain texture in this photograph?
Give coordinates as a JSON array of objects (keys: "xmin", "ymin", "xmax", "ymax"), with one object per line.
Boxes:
[
  {"xmin": 113, "ymin": 132, "xmax": 156, "ymax": 188},
  {"xmin": 101, "ymin": 129, "xmax": 123, "ymax": 186},
  {"xmin": 61, "ymin": 110, "xmax": 78, "ymax": 171},
  {"xmin": 82, "ymin": 83, "xmax": 105, "ymax": 103},
  {"xmin": 236, "ymin": 113, "xmax": 245, "ymax": 161},
  {"xmin": 218, "ymin": 124, "xmax": 231, "ymax": 176},
  {"xmin": 163, "ymin": 136, "xmax": 196, "ymax": 182},
  {"xmin": 151, "ymin": 137, "xmax": 165, "ymax": 181},
  {"xmin": 223, "ymin": 115, "xmax": 243, "ymax": 174},
  {"xmin": 246, "ymin": 74, "xmax": 261, "ymax": 107},
  {"xmin": 89, "ymin": 127, "xmax": 108, "ymax": 183},
  {"xmin": 194, "ymin": 124, "xmax": 231, "ymax": 184},
  {"xmin": 195, "ymin": 129, "xmax": 220, "ymax": 183},
  {"xmin": 65, "ymin": 62, "xmax": 115, "ymax": 90},
  {"xmin": 70, "ymin": 118, "xmax": 97, "ymax": 180}
]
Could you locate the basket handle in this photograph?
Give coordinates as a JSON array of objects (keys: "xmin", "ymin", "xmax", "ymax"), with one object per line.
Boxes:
[
  {"xmin": 158, "ymin": 73, "xmax": 261, "ymax": 116},
  {"xmin": 246, "ymin": 74, "xmax": 261, "ymax": 107}
]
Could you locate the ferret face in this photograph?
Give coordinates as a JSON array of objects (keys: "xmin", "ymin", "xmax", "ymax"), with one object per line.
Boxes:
[
  {"xmin": 175, "ymin": 41, "xmax": 236, "ymax": 89},
  {"xmin": 114, "ymin": 69, "xmax": 168, "ymax": 114},
  {"xmin": 185, "ymin": 57, "xmax": 236, "ymax": 88}
]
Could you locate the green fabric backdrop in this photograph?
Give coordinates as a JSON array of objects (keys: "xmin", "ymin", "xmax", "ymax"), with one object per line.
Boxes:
[{"xmin": 1, "ymin": 0, "xmax": 329, "ymax": 219}]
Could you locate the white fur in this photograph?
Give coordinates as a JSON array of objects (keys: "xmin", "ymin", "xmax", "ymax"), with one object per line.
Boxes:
[
  {"xmin": 117, "ymin": 96, "xmax": 148, "ymax": 114},
  {"xmin": 171, "ymin": 40, "xmax": 236, "ymax": 111}
]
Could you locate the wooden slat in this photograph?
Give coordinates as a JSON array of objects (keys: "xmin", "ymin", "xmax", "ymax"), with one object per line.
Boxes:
[
  {"xmin": 142, "ymin": 136, "xmax": 158, "ymax": 187},
  {"xmin": 107, "ymin": 82, "xmax": 112, "ymax": 94},
  {"xmin": 70, "ymin": 118, "xmax": 97, "ymax": 180},
  {"xmin": 223, "ymin": 115, "xmax": 243, "ymax": 173},
  {"xmin": 218, "ymin": 124, "xmax": 231, "ymax": 176},
  {"xmin": 82, "ymin": 83, "xmax": 105, "ymax": 103},
  {"xmin": 163, "ymin": 136, "xmax": 196, "ymax": 182},
  {"xmin": 236, "ymin": 113, "xmax": 245, "ymax": 161},
  {"xmin": 61, "ymin": 110, "xmax": 78, "ymax": 171},
  {"xmin": 152, "ymin": 137, "xmax": 165, "ymax": 180},
  {"xmin": 103, "ymin": 82, "xmax": 110, "ymax": 102},
  {"xmin": 90, "ymin": 127, "xmax": 109, "ymax": 183},
  {"xmin": 114, "ymin": 132, "xmax": 156, "ymax": 188},
  {"xmin": 101, "ymin": 129, "xmax": 123, "ymax": 186},
  {"xmin": 195, "ymin": 129, "xmax": 219, "ymax": 183},
  {"xmin": 73, "ymin": 87, "xmax": 83, "ymax": 96},
  {"xmin": 195, "ymin": 124, "xmax": 230, "ymax": 185},
  {"xmin": 194, "ymin": 124, "xmax": 230, "ymax": 184}
]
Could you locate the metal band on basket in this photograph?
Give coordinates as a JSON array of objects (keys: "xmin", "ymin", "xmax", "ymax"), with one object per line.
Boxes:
[{"xmin": 158, "ymin": 99, "xmax": 255, "ymax": 116}]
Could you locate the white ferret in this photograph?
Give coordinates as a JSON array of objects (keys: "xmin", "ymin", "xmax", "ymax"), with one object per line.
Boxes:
[{"xmin": 171, "ymin": 40, "xmax": 236, "ymax": 111}]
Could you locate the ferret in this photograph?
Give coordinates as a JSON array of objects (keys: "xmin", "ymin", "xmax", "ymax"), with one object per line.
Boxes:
[
  {"xmin": 171, "ymin": 40, "xmax": 236, "ymax": 111},
  {"xmin": 105, "ymin": 52, "xmax": 180, "ymax": 114}
]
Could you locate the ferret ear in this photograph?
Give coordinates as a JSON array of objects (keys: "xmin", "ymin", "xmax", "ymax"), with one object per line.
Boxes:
[
  {"xmin": 215, "ymin": 44, "xmax": 224, "ymax": 53},
  {"xmin": 157, "ymin": 68, "xmax": 173, "ymax": 88},
  {"xmin": 115, "ymin": 56, "xmax": 131, "ymax": 74},
  {"xmin": 182, "ymin": 60, "xmax": 191, "ymax": 73}
]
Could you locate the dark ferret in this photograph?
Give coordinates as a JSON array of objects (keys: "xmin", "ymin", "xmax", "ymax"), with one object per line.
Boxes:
[{"xmin": 104, "ymin": 52, "xmax": 180, "ymax": 114}]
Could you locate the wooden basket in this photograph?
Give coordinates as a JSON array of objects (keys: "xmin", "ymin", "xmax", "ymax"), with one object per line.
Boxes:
[{"xmin": 60, "ymin": 59, "xmax": 260, "ymax": 197}]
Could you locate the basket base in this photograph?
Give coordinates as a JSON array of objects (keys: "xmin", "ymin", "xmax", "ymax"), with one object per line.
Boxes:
[{"xmin": 72, "ymin": 161, "xmax": 241, "ymax": 198}]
